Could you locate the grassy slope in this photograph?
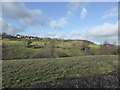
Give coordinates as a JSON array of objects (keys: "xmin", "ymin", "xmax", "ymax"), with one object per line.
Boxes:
[
  {"xmin": 55, "ymin": 41, "xmax": 72, "ymax": 47},
  {"xmin": 89, "ymin": 44, "xmax": 101, "ymax": 53},
  {"xmin": 2, "ymin": 55, "xmax": 118, "ymax": 88},
  {"xmin": 30, "ymin": 41, "xmax": 45, "ymax": 45},
  {"xmin": 2, "ymin": 39, "xmax": 102, "ymax": 59},
  {"xmin": 2, "ymin": 39, "xmax": 45, "ymax": 46}
]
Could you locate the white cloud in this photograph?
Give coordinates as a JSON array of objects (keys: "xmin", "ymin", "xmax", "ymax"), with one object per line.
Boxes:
[
  {"xmin": 44, "ymin": 32, "xmax": 56, "ymax": 37},
  {"xmin": 49, "ymin": 5, "xmax": 75, "ymax": 30},
  {"xmin": 49, "ymin": 2, "xmax": 87, "ymax": 30},
  {"xmin": 50, "ymin": 17, "xmax": 67, "ymax": 29},
  {"xmin": 71, "ymin": 22, "xmax": 118, "ymax": 42},
  {"xmin": 80, "ymin": 8, "xmax": 87, "ymax": 19},
  {"xmin": 66, "ymin": 11, "xmax": 73, "ymax": 17},
  {"xmin": 44, "ymin": 32, "xmax": 65, "ymax": 39},
  {"xmin": 67, "ymin": 2, "xmax": 88, "ymax": 19},
  {"xmin": 102, "ymin": 7, "xmax": 118, "ymax": 19}
]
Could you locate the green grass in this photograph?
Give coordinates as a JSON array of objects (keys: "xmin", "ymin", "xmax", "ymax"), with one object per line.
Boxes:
[
  {"xmin": 57, "ymin": 48, "xmax": 84, "ymax": 56},
  {"xmin": 2, "ymin": 55, "xmax": 118, "ymax": 88},
  {"xmin": 30, "ymin": 41, "xmax": 45, "ymax": 45},
  {"xmin": 2, "ymin": 39, "xmax": 100, "ymax": 50},
  {"xmin": 2, "ymin": 39, "xmax": 22, "ymax": 46},
  {"xmin": 89, "ymin": 44, "xmax": 101, "ymax": 53},
  {"xmin": 2, "ymin": 39, "xmax": 46, "ymax": 46},
  {"xmin": 55, "ymin": 41, "xmax": 72, "ymax": 47},
  {"xmin": 89, "ymin": 44, "xmax": 101, "ymax": 49}
]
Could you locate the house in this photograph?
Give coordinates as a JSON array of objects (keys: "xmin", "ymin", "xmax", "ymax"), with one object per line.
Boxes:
[
  {"xmin": 103, "ymin": 44, "xmax": 114, "ymax": 47},
  {"xmin": 16, "ymin": 34, "xmax": 23, "ymax": 38},
  {"xmin": 81, "ymin": 46, "xmax": 91, "ymax": 52}
]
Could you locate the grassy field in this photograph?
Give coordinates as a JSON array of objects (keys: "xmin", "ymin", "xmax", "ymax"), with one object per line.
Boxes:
[
  {"xmin": 2, "ymin": 55, "xmax": 118, "ymax": 88},
  {"xmin": 2, "ymin": 39, "xmax": 46, "ymax": 46},
  {"xmin": 89, "ymin": 44, "xmax": 101, "ymax": 53},
  {"xmin": 30, "ymin": 41, "xmax": 45, "ymax": 46}
]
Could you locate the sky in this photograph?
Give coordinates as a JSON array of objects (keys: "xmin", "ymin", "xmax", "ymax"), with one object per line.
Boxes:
[{"xmin": 1, "ymin": 2, "xmax": 119, "ymax": 44}]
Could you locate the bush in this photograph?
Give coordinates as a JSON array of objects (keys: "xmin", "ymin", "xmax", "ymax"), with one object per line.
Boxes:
[
  {"xmin": 30, "ymin": 49, "xmax": 69, "ymax": 58},
  {"xmin": 2, "ymin": 47, "xmax": 36, "ymax": 60},
  {"xmin": 29, "ymin": 40, "xmax": 69, "ymax": 58},
  {"xmin": 96, "ymin": 45, "xmax": 118, "ymax": 55}
]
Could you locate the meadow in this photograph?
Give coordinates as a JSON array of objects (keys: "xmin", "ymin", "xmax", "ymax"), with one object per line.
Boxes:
[{"xmin": 2, "ymin": 55, "xmax": 118, "ymax": 88}]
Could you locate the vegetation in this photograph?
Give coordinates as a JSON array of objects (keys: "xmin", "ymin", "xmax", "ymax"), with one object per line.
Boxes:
[
  {"xmin": 1, "ymin": 33, "xmax": 119, "ymax": 88},
  {"xmin": 2, "ymin": 47, "xmax": 41, "ymax": 60},
  {"xmin": 2, "ymin": 55, "xmax": 118, "ymax": 88},
  {"xmin": 89, "ymin": 44, "xmax": 101, "ymax": 52},
  {"xmin": 30, "ymin": 41, "xmax": 45, "ymax": 46},
  {"xmin": 2, "ymin": 33, "xmax": 119, "ymax": 60}
]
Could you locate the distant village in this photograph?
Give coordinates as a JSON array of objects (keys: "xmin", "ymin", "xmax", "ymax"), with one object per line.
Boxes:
[
  {"xmin": 1, "ymin": 33, "xmax": 47, "ymax": 40},
  {"xmin": 1, "ymin": 32, "xmax": 119, "ymax": 47},
  {"xmin": 1, "ymin": 33, "xmax": 95, "ymax": 44}
]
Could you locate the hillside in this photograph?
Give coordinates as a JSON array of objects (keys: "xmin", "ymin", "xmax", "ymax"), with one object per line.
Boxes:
[{"xmin": 2, "ymin": 33, "xmax": 119, "ymax": 60}]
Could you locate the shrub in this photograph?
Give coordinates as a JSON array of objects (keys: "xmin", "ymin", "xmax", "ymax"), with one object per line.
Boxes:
[
  {"xmin": 2, "ymin": 47, "xmax": 35, "ymax": 60},
  {"xmin": 30, "ymin": 40, "xmax": 69, "ymax": 58},
  {"xmin": 96, "ymin": 45, "xmax": 118, "ymax": 55},
  {"xmin": 30, "ymin": 48, "xmax": 69, "ymax": 58}
]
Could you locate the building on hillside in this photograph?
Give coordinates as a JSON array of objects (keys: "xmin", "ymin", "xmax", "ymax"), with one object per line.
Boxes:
[
  {"xmin": 103, "ymin": 44, "xmax": 114, "ymax": 47},
  {"xmin": 16, "ymin": 34, "xmax": 23, "ymax": 38}
]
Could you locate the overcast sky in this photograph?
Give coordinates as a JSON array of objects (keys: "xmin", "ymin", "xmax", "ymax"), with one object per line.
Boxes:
[{"xmin": 1, "ymin": 2, "xmax": 118, "ymax": 43}]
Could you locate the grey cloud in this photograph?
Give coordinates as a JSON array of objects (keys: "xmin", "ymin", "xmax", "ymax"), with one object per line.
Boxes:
[
  {"xmin": 0, "ymin": 19, "xmax": 24, "ymax": 34},
  {"xmin": 67, "ymin": 2, "xmax": 82, "ymax": 11},
  {"xmin": 1, "ymin": 2, "xmax": 52, "ymax": 34},
  {"xmin": 2, "ymin": 2, "xmax": 51, "ymax": 26},
  {"xmin": 2, "ymin": 2, "xmax": 31, "ymax": 19}
]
